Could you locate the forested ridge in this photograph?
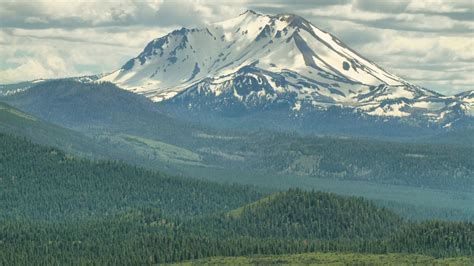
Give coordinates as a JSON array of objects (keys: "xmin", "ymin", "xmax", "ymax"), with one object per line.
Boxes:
[
  {"xmin": 0, "ymin": 133, "xmax": 264, "ymax": 219},
  {"xmin": 205, "ymin": 131, "xmax": 474, "ymax": 191},
  {"xmin": 185, "ymin": 189, "xmax": 404, "ymax": 240},
  {"xmin": 0, "ymin": 133, "xmax": 472, "ymax": 264}
]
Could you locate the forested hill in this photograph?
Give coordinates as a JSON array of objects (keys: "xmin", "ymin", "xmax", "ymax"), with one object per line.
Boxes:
[
  {"xmin": 2, "ymin": 80, "xmax": 197, "ymax": 145},
  {"xmin": 0, "ymin": 102, "xmax": 110, "ymax": 158},
  {"xmin": 0, "ymin": 133, "xmax": 264, "ymax": 219},
  {"xmin": 187, "ymin": 189, "xmax": 404, "ymax": 240}
]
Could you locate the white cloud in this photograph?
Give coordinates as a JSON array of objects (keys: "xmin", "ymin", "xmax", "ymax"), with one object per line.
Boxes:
[
  {"xmin": 24, "ymin": 17, "xmax": 49, "ymax": 24},
  {"xmin": 0, "ymin": 26, "xmax": 171, "ymax": 83},
  {"xmin": 406, "ymin": 0, "xmax": 471, "ymax": 13},
  {"xmin": 0, "ymin": 52, "xmax": 89, "ymax": 83}
]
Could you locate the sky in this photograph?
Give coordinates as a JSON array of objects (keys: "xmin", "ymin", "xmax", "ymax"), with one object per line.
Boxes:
[{"xmin": 0, "ymin": 0, "xmax": 473, "ymax": 95}]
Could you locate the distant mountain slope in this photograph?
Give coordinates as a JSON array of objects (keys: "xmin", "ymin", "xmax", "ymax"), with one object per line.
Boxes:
[
  {"xmin": 0, "ymin": 102, "xmax": 107, "ymax": 157},
  {"xmin": 2, "ymin": 80, "xmax": 198, "ymax": 146},
  {"xmin": 0, "ymin": 100, "xmax": 206, "ymax": 170},
  {"xmin": 424, "ymin": 128, "xmax": 474, "ymax": 146},
  {"xmin": 3, "ymin": 80, "xmax": 165, "ymax": 128},
  {"xmin": 0, "ymin": 74, "xmax": 104, "ymax": 96},
  {"xmin": 99, "ymin": 10, "xmax": 472, "ymax": 131}
]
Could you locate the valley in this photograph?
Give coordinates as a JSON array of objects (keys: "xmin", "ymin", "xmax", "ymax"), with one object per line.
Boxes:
[{"xmin": 1, "ymin": 6, "xmax": 473, "ymax": 265}]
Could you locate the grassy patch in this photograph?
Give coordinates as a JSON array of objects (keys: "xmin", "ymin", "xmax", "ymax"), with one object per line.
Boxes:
[
  {"xmin": 227, "ymin": 192, "xmax": 281, "ymax": 218},
  {"xmin": 172, "ymin": 252, "xmax": 474, "ymax": 265},
  {"xmin": 119, "ymin": 134, "xmax": 202, "ymax": 164},
  {"xmin": 0, "ymin": 104, "xmax": 37, "ymax": 121}
]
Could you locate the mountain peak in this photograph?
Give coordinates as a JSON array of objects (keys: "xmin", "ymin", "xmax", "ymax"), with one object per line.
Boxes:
[
  {"xmin": 240, "ymin": 9, "xmax": 301, "ymax": 21},
  {"xmin": 240, "ymin": 9, "xmax": 261, "ymax": 16},
  {"xmin": 274, "ymin": 12, "xmax": 302, "ymax": 21},
  {"xmin": 238, "ymin": 10, "xmax": 307, "ymax": 29}
]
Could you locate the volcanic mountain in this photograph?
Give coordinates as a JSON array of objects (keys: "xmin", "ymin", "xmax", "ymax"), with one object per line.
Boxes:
[{"xmin": 100, "ymin": 10, "xmax": 472, "ymax": 130}]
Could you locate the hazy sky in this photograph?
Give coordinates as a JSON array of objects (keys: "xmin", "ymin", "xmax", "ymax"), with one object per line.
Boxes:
[{"xmin": 1, "ymin": 0, "xmax": 473, "ymax": 95}]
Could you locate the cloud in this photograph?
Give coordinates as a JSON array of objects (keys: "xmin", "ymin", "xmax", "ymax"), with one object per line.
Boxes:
[
  {"xmin": 0, "ymin": 47, "xmax": 89, "ymax": 83},
  {"xmin": 312, "ymin": 20, "xmax": 382, "ymax": 46},
  {"xmin": 0, "ymin": 0, "xmax": 243, "ymax": 29},
  {"xmin": 355, "ymin": 0, "xmax": 410, "ymax": 13},
  {"xmin": 251, "ymin": 0, "xmax": 350, "ymax": 7},
  {"xmin": 305, "ymin": 4, "xmax": 474, "ymax": 34},
  {"xmin": 0, "ymin": 26, "xmax": 167, "ymax": 83},
  {"xmin": 353, "ymin": 31, "xmax": 474, "ymax": 95}
]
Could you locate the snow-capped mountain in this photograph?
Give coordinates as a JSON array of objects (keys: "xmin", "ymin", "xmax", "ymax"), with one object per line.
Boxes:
[{"xmin": 100, "ymin": 10, "xmax": 472, "ymax": 128}]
